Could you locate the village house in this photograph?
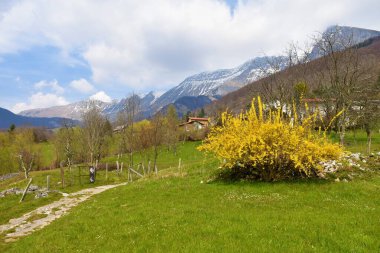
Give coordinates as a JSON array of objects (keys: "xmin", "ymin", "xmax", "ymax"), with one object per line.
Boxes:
[{"xmin": 179, "ymin": 117, "xmax": 210, "ymax": 132}]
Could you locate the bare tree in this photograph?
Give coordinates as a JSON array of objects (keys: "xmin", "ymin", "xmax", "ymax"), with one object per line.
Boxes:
[
  {"xmin": 14, "ymin": 129, "xmax": 38, "ymax": 179},
  {"xmin": 62, "ymin": 119, "xmax": 75, "ymax": 170},
  {"xmin": 115, "ymin": 110, "xmax": 128, "ymax": 170},
  {"xmin": 18, "ymin": 153, "xmax": 34, "ymax": 179},
  {"xmin": 260, "ymin": 56, "xmax": 288, "ymax": 108},
  {"xmin": 313, "ymin": 26, "xmax": 367, "ymax": 145},
  {"xmin": 124, "ymin": 93, "xmax": 140, "ymax": 168},
  {"xmin": 353, "ymin": 73, "xmax": 380, "ymax": 153},
  {"xmin": 81, "ymin": 101, "xmax": 111, "ymax": 167},
  {"xmin": 260, "ymin": 42, "xmax": 312, "ymax": 110},
  {"xmin": 149, "ymin": 113, "xmax": 166, "ymax": 174}
]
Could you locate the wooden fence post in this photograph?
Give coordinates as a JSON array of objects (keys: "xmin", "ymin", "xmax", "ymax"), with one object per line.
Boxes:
[
  {"xmin": 142, "ymin": 163, "xmax": 146, "ymax": 175},
  {"xmin": 20, "ymin": 178, "xmax": 33, "ymax": 202},
  {"xmin": 95, "ymin": 160, "xmax": 98, "ymax": 179},
  {"xmin": 128, "ymin": 166, "xmax": 131, "ymax": 182},
  {"xmin": 155, "ymin": 165, "xmax": 158, "ymax": 176},
  {"xmin": 47, "ymin": 175, "xmax": 50, "ymax": 191},
  {"xmin": 106, "ymin": 163, "xmax": 108, "ymax": 181},
  {"xmin": 121, "ymin": 162, "xmax": 124, "ymax": 173},
  {"xmin": 130, "ymin": 167, "xmax": 143, "ymax": 178},
  {"xmin": 78, "ymin": 166, "xmax": 82, "ymax": 185},
  {"xmin": 148, "ymin": 161, "xmax": 151, "ymax": 174},
  {"xmin": 60, "ymin": 162, "xmax": 65, "ymax": 188},
  {"xmin": 178, "ymin": 158, "xmax": 182, "ymax": 175}
]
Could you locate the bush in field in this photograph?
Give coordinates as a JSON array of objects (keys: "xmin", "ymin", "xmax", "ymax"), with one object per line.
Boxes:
[{"xmin": 198, "ymin": 97, "xmax": 343, "ymax": 181}]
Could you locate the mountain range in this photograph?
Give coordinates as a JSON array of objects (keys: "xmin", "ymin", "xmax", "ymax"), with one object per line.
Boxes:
[
  {"xmin": 19, "ymin": 55, "xmax": 286, "ymax": 121},
  {"xmin": 150, "ymin": 56, "xmax": 287, "ymax": 111},
  {"xmin": 14, "ymin": 25, "xmax": 380, "ymax": 124},
  {"xmin": 206, "ymin": 30, "xmax": 380, "ymax": 115}
]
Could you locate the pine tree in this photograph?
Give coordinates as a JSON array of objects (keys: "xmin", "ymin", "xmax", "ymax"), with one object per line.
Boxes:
[{"xmin": 198, "ymin": 108, "xmax": 206, "ymax": 118}]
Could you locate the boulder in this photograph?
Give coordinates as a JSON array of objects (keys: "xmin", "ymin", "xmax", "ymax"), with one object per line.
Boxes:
[
  {"xmin": 28, "ymin": 185, "xmax": 39, "ymax": 192},
  {"xmin": 35, "ymin": 192, "xmax": 48, "ymax": 199}
]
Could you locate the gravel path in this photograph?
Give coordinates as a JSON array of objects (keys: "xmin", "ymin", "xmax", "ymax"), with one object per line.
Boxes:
[{"xmin": 0, "ymin": 183, "xmax": 127, "ymax": 242}]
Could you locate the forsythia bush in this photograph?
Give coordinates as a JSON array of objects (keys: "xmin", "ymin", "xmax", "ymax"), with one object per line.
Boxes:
[{"xmin": 198, "ymin": 97, "xmax": 343, "ymax": 181}]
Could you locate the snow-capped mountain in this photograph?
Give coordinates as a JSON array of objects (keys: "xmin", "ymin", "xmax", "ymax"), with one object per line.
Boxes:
[
  {"xmin": 310, "ymin": 25, "xmax": 380, "ymax": 59},
  {"xmin": 151, "ymin": 56, "xmax": 287, "ymax": 110},
  {"xmin": 19, "ymin": 100, "xmax": 111, "ymax": 120},
  {"xmin": 19, "ymin": 92, "xmax": 161, "ymax": 121}
]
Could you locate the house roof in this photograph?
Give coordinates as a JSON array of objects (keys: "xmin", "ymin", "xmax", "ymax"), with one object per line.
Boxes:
[
  {"xmin": 179, "ymin": 117, "xmax": 209, "ymax": 127},
  {"xmin": 188, "ymin": 117, "xmax": 209, "ymax": 122},
  {"xmin": 179, "ymin": 121, "xmax": 207, "ymax": 127},
  {"xmin": 302, "ymin": 98, "xmax": 323, "ymax": 103}
]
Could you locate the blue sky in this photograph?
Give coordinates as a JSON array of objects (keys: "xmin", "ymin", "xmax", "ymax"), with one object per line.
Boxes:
[{"xmin": 0, "ymin": 0, "xmax": 379, "ymax": 113}]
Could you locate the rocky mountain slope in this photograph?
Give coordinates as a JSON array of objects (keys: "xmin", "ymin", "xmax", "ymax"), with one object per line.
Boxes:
[
  {"xmin": 310, "ymin": 25, "xmax": 380, "ymax": 59},
  {"xmin": 150, "ymin": 56, "xmax": 287, "ymax": 111},
  {"xmin": 159, "ymin": 95, "xmax": 218, "ymax": 118}
]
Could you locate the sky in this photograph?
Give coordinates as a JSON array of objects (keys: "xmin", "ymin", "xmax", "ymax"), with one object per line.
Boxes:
[{"xmin": 0, "ymin": 0, "xmax": 379, "ymax": 113}]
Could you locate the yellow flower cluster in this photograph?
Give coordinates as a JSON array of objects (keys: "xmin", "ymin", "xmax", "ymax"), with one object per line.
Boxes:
[{"xmin": 198, "ymin": 97, "xmax": 343, "ymax": 181}]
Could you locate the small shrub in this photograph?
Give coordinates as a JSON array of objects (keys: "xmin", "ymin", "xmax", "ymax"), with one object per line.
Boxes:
[{"xmin": 198, "ymin": 97, "xmax": 343, "ymax": 181}]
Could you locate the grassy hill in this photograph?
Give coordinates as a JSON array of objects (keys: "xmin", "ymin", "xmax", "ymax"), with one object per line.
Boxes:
[
  {"xmin": 4, "ymin": 176, "xmax": 380, "ymax": 252},
  {"xmin": 1, "ymin": 141, "xmax": 379, "ymax": 252}
]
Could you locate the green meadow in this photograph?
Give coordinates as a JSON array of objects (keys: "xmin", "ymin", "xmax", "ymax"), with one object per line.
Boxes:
[{"xmin": 0, "ymin": 138, "xmax": 379, "ymax": 252}]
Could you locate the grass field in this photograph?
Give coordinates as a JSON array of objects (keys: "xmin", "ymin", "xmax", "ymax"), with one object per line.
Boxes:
[
  {"xmin": 329, "ymin": 130, "xmax": 380, "ymax": 153},
  {"xmin": 2, "ymin": 162, "xmax": 379, "ymax": 252},
  {"xmin": 0, "ymin": 193, "xmax": 62, "ymax": 225},
  {"xmin": 38, "ymin": 142, "xmax": 55, "ymax": 168},
  {"xmin": 0, "ymin": 135, "xmax": 379, "ymax": 252},
  {"xmin": 0, "ymin": 142, "xmax": 206, "ymax": 240}
]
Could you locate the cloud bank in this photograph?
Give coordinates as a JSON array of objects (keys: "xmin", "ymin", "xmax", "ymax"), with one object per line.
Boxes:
[
  {"xmin": 70, "ymin": 78, "xmax": 94, "ymax": 94},
  {"xmin": 1, "ymin": 0, "xmax": 380, "ymax": 94},
  {"xmin": 34, "ymin": 80, "xmax": 64, "ymax": 94},
  {"xmin": 12, "ymin": 92, "xmax": 68, "ymax": 113}
]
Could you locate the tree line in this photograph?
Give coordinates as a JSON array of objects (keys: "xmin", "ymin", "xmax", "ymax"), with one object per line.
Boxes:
[{"xmin": 0, "ymin": 99, "xmax": 182, "ymax": 177}]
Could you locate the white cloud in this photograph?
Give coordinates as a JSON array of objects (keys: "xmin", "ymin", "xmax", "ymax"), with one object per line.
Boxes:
[
  {"xmin": 89, "ymin": 91, "xmax": 112, "ymax": 103},
  {"xmin": 34, "ymin": 80, "xmax": 64, "ymax": 94},
  {"xmin": 70, "ymin": 78, "xmax": 94, "ymax": 93},
  {"xmin": 12, "ymin": 92, "xmax": 69, "ymax": 113},
  {"xmin": 0, "ymin": 0, "xmax": 380, "ymax": 92}
]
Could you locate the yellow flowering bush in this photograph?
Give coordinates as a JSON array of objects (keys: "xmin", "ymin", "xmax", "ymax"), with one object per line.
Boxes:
[{"xmin": 198, "ymin": 97, "xmax": 343, "ymax": 181}]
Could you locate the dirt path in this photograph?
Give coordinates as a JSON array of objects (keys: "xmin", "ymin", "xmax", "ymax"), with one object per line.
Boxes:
[{"xmin": 0, "ymin": 183, "xmax": 127, "ymax": 242}]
